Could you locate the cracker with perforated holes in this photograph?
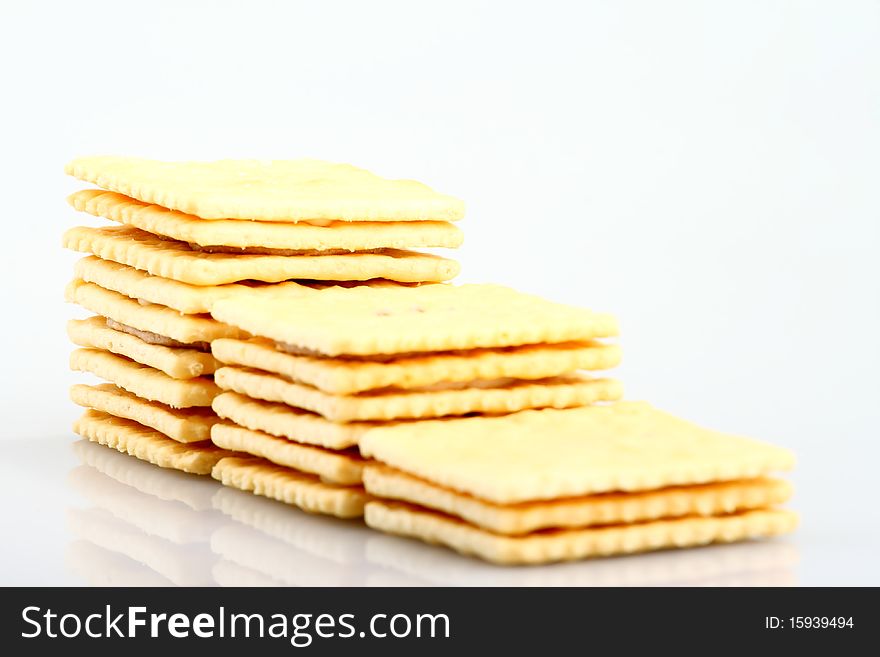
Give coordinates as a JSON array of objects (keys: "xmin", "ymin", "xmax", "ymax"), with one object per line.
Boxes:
[
  {"xmin": 66, "ymin": 280, "xmax": 244, "ymax": 345},
  {"xmin": 65, "ymin": 156, "xmax": 465, "ymax": 223},
  {"xmin": 211, "ymin": 337, "xmax": 621, "ymax": 395},
  {"xmin": 365, "ymin": 501, "xmax": 798, "ymax": 565},
  {"xmin": 63, "ymin": 225, "xmax": 459, "ymax": 285},
  {"xmin": 215, "ymin": 366, "xmax": 623, "ymax": 422},
  {"xmin": 74, "ymin": 256, "xmax": 311, "ymax": 314},
  {"xmin": 211, "ymin": 423, "xmax": 365, "ymax": 485},
  {"xmin": 211, "ymin": 456, "xmax": 368, "ymax": 518},
  {"xmin": 68, "ymin": 317, "xmax": 220, "ymax": 379},
  {"xmin": 210, "ymin": 284, "xmax": 618, "ymax": 356},
  {"xmin": 73, "ymin": 410, "xmax": 229, "ymax": 475},
  {"xmin": 363, "ymin": 464, "xmax": 793, "ymax": 535},
  {"xmin": 359, "ymin": 402, "xmax": 796, "ymax": 504},
  {"xmin": 70, "ymin": 348, "xmax": 220, "ymax": 408},
  {"xmin": 70, "ymin": 189, "xmax": 463, "ymax": 250},
  {"xmin": 212, "ymin": 392, "xmax": 369, "ymax": 449},
  {"xmin": 71, "ymin": 384, "xmax": 218, "ymax": 443}
]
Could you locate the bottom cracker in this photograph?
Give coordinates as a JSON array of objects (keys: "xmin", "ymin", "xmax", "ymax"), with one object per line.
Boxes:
[
  {"xmin": 364, "ymin": 501, "xmax": 798, "ymax": 565},
  {"xmin": 73, "ymin": 409, "xmax": 229, "ymax": 475},
  {"xmin": 211, "ymin": 456, "xmax": 369, "ymax": 518}
]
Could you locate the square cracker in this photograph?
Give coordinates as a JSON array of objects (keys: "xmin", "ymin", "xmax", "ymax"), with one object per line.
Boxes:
[
  {"xmin": 66, "ymin": 280, "xmax": 244, "ymax": 345},
  {"xmin": 359, "ymin": 402, "xmax": 796, "ymax": 503},
  {"xmin": 73, "ymin": 410, "xmax": 229, "ymax": 475},
  {"xmin": 69, "ymin": 317, "xmax": 220, "ymax": 379},
  {"xmin": 71, "ymin": 383, "xmax": 218, "ymax": 443},
  {"xmin": 215, "ymin": 366, "xmax": 623, "ymax": 422},
  {"xmin": 212, "ymin": 392, "xmax": 368, "ymax": 449},
  {"xmin": 212, "ymin": 337, "xmax": 621, "ymax": 395},
  {"xmin": 65, "ymin": 156, "xmax": 465, "ymax": 222},
  {"xmin": 74, "ymin": 256, "xmax": 310, "ymax": 314},
  {"xmin": 70, "ymin": 348, "xmax": 220, "ymax": 408},
  {"xmin": 64, "ymin": 225, "xmax": 459, "ymax": 285},
  {"xmin": 365, "ymin": 501, "xmax": 799, "ymax": 565},
  {"xmin": 363, "ymin": 464, "xmax": 793, "ymax": 535},
  {"xmin": 212, "ymin": 456, "xmax": 369, "ymax": 518},
  {"xmin": 211, "ymin": 422, "xmax": 365, "ymax": 485},
  {"xmin": 70, "ymin": 189, "xmax": 463, "ymax": 250},
  {"xmin": 210, "ymin": 284, "xmax": 618, "ymax": 356}
]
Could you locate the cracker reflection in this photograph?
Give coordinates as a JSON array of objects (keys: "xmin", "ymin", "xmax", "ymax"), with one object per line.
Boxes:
[
  {"xmin": 210, "ymin": 487, "xmax": 372, "ymax": 586},
  {"xmin": 66, "ymin": 440, "xmax": 220, "ymax": 586},
  {"xmin": 364, "ymin": 533, "xmax": 799, "ymax": 586}
]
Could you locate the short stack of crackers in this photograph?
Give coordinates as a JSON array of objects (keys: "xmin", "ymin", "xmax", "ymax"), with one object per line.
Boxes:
[
  {"xmin": 63, "ymin": 156, "xmax": 796, "ymax": 566},
  {"xmin": 63, "ymin": 155, "xmax": 463, "ymax": 479}
]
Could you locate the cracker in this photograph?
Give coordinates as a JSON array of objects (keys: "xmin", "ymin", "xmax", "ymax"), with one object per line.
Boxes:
[
  {"xmin": 68, "ymin": 317, "xmax": 220, "ymax": 379},
  {"xmin": 71, "ymin": 383, "xmax": 218, "ymax": 443},
  {"xmin": 70, "ymin": 189, "xmax": 463, "ymax": 250},
  {"xmin": 211, "ymin": 284, "xmax": 618, "ymax": 356},
  {"xmin": 66, "ymin": 280, "xmax": 243, "ymax": 344},
  {"xmin": 212, "ymin": 337, "xmax": 621, "ymax": 395},
  {"xmin": 365, "ymin": 501, "xmax": 798, "ymax": 565},
  {"xmin": 360, "ymin": 402, "xmax": 796, "ymax": 504},
  {"xmin": 71, "ymin": 439, "xmax": 218, "ymax": 510},
  {"xmin": 215, "ymin": 366, "xmax": 623, "ymax": 422},
  {"xmin": 363, "ymin": 464, "xmax": 793, "ymax": 535},
  {"xmin": 212, "ymin": 392, "xmax": 367, "ymax": 449},
  {"xmin": 70, "ymin": 348, "xmax": 220, "ymax": 408},
  {"xmin": 65, "ymin": 156, "xmax": 465, "ymax": 222},
  {"xmin": 63, "ymin": 225, "xmax": 459, "ymax": 285},
  {"xmin": 72, "ymin": 410, "xmax": 229, "ymax": 475},
  {"xmin": 74, "ymin": 256, "xmax": 310, "ymax": 314},
  {"xmin": 211, "ymin": 422, "xmax": 365, "ymax": 485},
  {"xmin": 211, "ymin": 456, "xmax": 368, "ymax": 518}
]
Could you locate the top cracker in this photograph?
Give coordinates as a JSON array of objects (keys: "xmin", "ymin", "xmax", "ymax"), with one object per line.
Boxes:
[
  {"xmin": 359, "ymin": 401, "xmax": 796, "ymax": 504},
  {"xmin": 65, "ymin": 156, "xmax": 465, "ymax": 223},
  {"xmin": 211, "ymin": 284, "xmax": 618, "ymax": 356}
]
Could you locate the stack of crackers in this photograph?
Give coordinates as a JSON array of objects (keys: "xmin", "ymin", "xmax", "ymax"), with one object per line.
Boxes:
[
  {"xmin": 63, "ymin": 156, "xmax": 796, "ymax": 566},
  {"xmin": 63, "ymin": 156, "xmax": 463, "ymax": 480},
  {"xmin": 206, "ymin": 284, "xmax": 623, "ymax": 519}
]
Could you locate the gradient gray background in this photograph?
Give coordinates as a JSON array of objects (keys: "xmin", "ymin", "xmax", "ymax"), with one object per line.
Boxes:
[{"xmin": 1, "ymin": 0, "xmax": 877, "ymax": 585}]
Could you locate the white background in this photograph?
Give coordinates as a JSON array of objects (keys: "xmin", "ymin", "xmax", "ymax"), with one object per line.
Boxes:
[{"xmin": 0, "ymin": 0, "xmax": 877, "ymax": 585}]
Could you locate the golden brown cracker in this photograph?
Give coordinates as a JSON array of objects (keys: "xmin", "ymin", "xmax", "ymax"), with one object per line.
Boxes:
[
  {"xmin": 210, "ymin": 283, "xmax": 618, "ymax": 356},
  {"xmin": 363, "ymin": 464, "xmax": 793, "ymax": 535},
  {"xmin": 73, "ymin": 410, "xmax": 229, "ymax": 475},
  {"xmin": 70, "ymin": 383, "xmax": 218, "ymax": 443},
  {"xmin": 68, "ymin": 317, "xmax": 220, "ymax": 379},
  {"xmin": 215, "ymin": 366, "xmax": 623, "ymax": 422},
  {"xmin": 64, "ymin": 225, "xmax": 459, "ymax": 285},
  {"xmin": 211, "ymin": 456, "xmax": 368, "ymax": 518},
  {"xmin": 212, "ymin": 392, "xmax": 367, "ymax": 449},
  {"xmin": 70, "ymin": 189, "xmax": 463, "ymax": 249},
  {"xmin": 73, "ymin": 256, "xmax": 311, "ymax": 314},
  {"xmin": 211, "ymin": 337, "xmax": 621, "ymax": 394},
  {"xmin": 70, "ymin": 348, "xmax": 220, "ymax": 408},
  {"xmin": 66, "ymin": 279, "xmax": 243, "ymax": 344},
  {"xmin": 211, "ymin": 422, "xmax": 364, "ymax": 485},
  {"xmin": 65, "ymin": 156, "xmax": 465, "ymax": 222},
  {"xmin": 359, "ymin": 402, "xmax": 796, "ymax": 503},
  {"xmin": 365, "ymin": 501, "xmax": 799, "ymax": 565}
]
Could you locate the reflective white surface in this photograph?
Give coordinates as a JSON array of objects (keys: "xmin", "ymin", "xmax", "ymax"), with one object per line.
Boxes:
[{"xmin": 9, "ymin": 435, "xmax": 874, "ymax": 587}]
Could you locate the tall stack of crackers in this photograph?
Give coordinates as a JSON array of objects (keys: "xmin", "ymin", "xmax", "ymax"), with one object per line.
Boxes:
[{"xmin": 64, "ymin": 156, "xmax": 797, "ymax": 565}]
